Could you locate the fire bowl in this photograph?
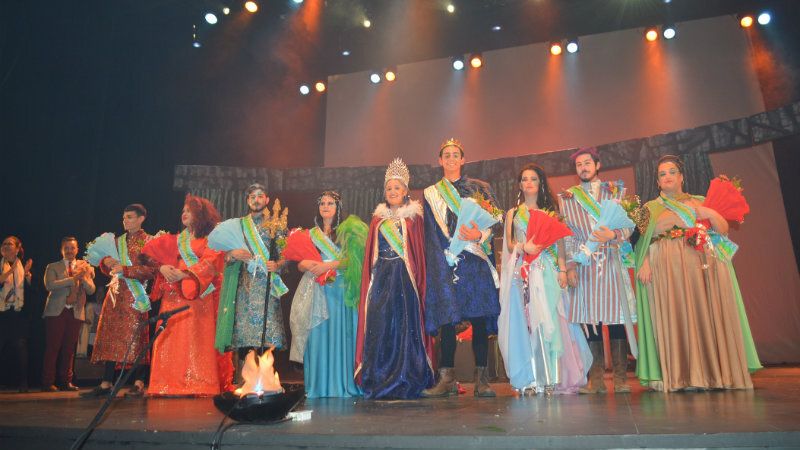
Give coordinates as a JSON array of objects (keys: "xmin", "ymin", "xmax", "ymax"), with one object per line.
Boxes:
[{"xmin": 213, "ymin": 383, "xmax": 305, "ymax": 423}]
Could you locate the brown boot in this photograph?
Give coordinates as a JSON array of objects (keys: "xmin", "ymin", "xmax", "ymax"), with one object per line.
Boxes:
[
  {"xmin": 473, "ymin": 366, "xmax": 496, "ymax": 397},
  {"xmin": 422, "ymin": 367, "xmax": 456, "ymax": 398},
  {"xmin": 611, "ymin": 339, "xmax": 631, "ymax": 393},
  {"xmin": 579, "ymin": 340, "xmax": 607, "ymax": 394}
]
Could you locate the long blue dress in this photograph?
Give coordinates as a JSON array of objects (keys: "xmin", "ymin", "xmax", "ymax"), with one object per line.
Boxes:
[
  {"xmin": 360, "ymin": 231, "xmax": 434, "ymax": 399},
  {"xmin": 302, "ymin": 230, "xmax": 361, "ymax": 399}
]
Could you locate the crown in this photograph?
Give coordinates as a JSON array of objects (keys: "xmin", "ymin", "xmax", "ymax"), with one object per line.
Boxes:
[
  {"xmin": 385, "ymin": 157, "xmax": 410, "ymax": 187},
  {"xmin": 440, "ymin": 138, "xmax": 463, "ymax": 152}
]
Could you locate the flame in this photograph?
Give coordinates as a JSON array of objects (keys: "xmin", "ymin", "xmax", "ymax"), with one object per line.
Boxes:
[{"xmin": 234, "ymin": 348, "xmax": 283, "ymax": 396}]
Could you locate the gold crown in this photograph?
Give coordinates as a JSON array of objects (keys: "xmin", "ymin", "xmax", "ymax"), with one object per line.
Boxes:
[
  {"xmin": 440, "ymin": 138, "xmax": 463, "ymax": 152},
  {"xmin": 385, "ymin": 157, "xmax": 410, "ymax": 187}
]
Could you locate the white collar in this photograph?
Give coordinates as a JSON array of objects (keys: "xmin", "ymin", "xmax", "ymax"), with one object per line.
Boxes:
[{"xmin": 373, "ymin": 200, "xmax": 423, "ymax": 221}]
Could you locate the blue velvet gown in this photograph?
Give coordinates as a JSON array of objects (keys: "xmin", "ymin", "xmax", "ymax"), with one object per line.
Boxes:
[
  {"xmin": 359, "ymin": 232, "xmax": 434, "ymax": 399},
  {"xmin": 304, "ymin": 274, "xmax": 362, "ymax": 398}
]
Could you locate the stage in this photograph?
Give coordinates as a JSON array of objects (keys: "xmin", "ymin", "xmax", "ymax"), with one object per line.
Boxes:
[{"xmin": 1, "ymin": 367, "xmax": 798, "ymax": 449}]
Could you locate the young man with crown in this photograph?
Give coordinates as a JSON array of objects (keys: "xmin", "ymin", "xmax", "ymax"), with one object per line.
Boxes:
[
  {"xmin": 421, "ymin": 138, "xmax": 501, "ymax": 398},
  {"xmin": 558, "ymin": 147, "xmax": 636, "ymax": 394}
]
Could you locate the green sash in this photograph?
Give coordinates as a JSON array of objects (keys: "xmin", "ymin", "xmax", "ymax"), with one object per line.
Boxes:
[
  {"xmin": 379, "ymin": 220, "xmax": 404, "ymax": 258},
  {"xmin": 117, "ymin": 233, "xmax": 151, "ymax": 312},
  {"xmin": 659, "ymin": 193, "xmax": 697, "ymax": 227},
  {"xmin": 177, "ymin": 229, "xmax": 215, "ymax": 298},
  {"xmin": 434, "ymin": 178, "xmax": 462, "ymax": 215},
  {"xmin": 241, "ymin": 215, "xmax": 288, "ymax": 298},
  {"xmin": 568, "ymin": 183, "xmax": 634, "ymax": 267},
  {"xmin": 310, "ymin": 227, "xmax": 340, "ymax": 261}
]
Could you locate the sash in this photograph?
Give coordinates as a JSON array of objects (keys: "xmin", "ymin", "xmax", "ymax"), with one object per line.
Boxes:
[
  {"xmin": 117, "ymin": 233, "xmax": 151, "ymax": 312},
  {"xmin": 378, "ymin": 220, "xmax": 405, "ymax": 258},
  {"xmin": 177, "ymin": 229, "xmax": 215, "ymax": 298},
  {"xmin": 310, "ymin": 227, "xmax": 340, "ymax": 261},
  {"xmin": 568, "ymin": 183, "xmax": 634, "ymax": 268},
  {"xmin": 240, "ymin": 215, "xmax": 289, "ymax": 298},
  {"xmin": 659, "ymin": 193, "xmax": 697, "ymax": 227},
  {"xmin": 514, "ymin": 207, "xmax": 559, "ymax": 271},
  {"xmin": 434, "ymin": 177, "xmax": 462, "ymax": 215}
]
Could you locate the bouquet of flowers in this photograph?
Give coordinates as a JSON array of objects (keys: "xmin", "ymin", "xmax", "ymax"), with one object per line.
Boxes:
[
  {"xmin": 520, "ymin": 209, "xmax": 572, "ymax": 280},
  {"xmin": 572, "ymin": 199, "xmax": 635, "ymax": 266},
  {"xmin": 208, "ymin": 218, "xmax": 266, "ymax": 274},
  {"xmin": 84, "ymin": 232, "xmax": 122, "ymax": 305},
  {"xmin": 282, "ymin": 228, "xmax": 335, "ymax": 285},
  {"xmin": 685, "ymin": 222, "xmax": 710, "ymax": 252},
  {"xmin": 700, "ymin": 175, "xmax": 750, "ymax": 228},
  {"xmin": 445, "ymin": 192, "xmax": 503, "ymax": 266}
]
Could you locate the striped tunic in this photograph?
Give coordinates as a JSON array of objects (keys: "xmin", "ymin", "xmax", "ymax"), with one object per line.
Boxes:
[{"xmin": 559, "ymin": 181, "xmax": 636, "ymax": 325}]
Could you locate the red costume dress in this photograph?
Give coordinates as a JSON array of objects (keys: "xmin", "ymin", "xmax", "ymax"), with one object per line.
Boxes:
[
  {"xmin": 142, "ymin": 232, "xmax": 232, "ymax": 396},
  {"xmin": 92, "ymin": 230, "xmax": 154, "ymax": 367}
]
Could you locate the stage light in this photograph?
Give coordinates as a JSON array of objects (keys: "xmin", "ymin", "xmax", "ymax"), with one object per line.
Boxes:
[
  {"xmin": 663, "ymin": 26, "xmax": 676, "ymax": 39},
  {"xmin": 758, "ymin": 12, "xmax": 771, "ymax": 25},
  {"xmin": 193, "ymin": 41, "xmax": 201, "ymax": 48},
  {"xmin": 222, "ymin": 7, "xmax": 230, "ymax": 15},
  {"xmin": 293, "ymin": 0, "xmax": 304, "ymax": 4},
  {"xmin": 645, "ymin": 27, "xmax": 659, "ymax": 41},
  {"xmin": 342, "ymin": 50, "xmax": 351, "ymax": 56},
  {"xmin": 299, "ymin": 85, "xmax": 310, "ymax": 95},
  {"xmin": 492, "ymin": 25, "xmax": 502, "ymax": 32},
  {"xmin": 469, "ymin": 54, "xmax": 483, "ymax": 68},
  {"xmin": 566, "ymin": 39, "xmax": 579, "ymax": 54},
  {"xmin": 446, "ymin": 4, "xmax": 455, "ymax": 14},
  {"xmin": 550, "ymin": 41, "xmax": 562, "ymax": 56},
  {"xmin": 205, "ymin": 13, "xmax": 218, "ymax": 25},
  {"xmin": 384, "ymin": 68, "xmax": 396, "ymax": 82},
  {"xmin": 244, "ymin": 1, "xmax": 258, "ymax": 13},
  {"xmin": 315, "ymin": 82, "xmax": 326, "ymax": 93},
  {"xmin": 739, "ymin": 15, "xmax": 753, "ymax": 28},
  {"xmin": 363, "ymin": 19, "xmax": 371, "ymax": 28},
  {"xmin": 452, "ymin": 56, "xmax": 465, "ymax": 71},
  {"xmin": 370, "ymin": 72, "xmax": 381, "ymax": 84}
]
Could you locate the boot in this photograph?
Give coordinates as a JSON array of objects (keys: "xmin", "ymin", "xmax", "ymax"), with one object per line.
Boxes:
[
  {"xmin": 422, "ymin": 367, "xmax": 456, "ymax": 398},
  {"xmin": 578, "ymin": 340, "xmax": 607, "ymax": 394},
  {"xmin": 473, "ymin": 366, "xmax": 496, "ymax": 397},
  {"xmin": 611, "ymin": 339, "xmax": 631, "ymax": 393}
]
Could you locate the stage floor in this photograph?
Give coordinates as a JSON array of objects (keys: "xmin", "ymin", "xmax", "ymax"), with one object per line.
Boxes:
[{"xmin": 1, "ymin": 367, "xmax": 799, "ymax": 449}]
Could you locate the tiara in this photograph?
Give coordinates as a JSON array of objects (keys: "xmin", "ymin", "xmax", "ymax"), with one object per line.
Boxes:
[
  {"xmin": 440, "ymin": 138, "xmax": 463, "ymax": 152},
  {"xmin": 385, "ymin": 157, "xmax": 410, "ymax": 187}
]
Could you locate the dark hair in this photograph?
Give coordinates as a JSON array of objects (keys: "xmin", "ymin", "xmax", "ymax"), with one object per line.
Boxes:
[
  {"xmin": 314, "ymin": 191, "xmax": 343, "ymax": 234},
  {"xmin": 124, "ymin": 203, "xmax": 147, "ymax": 217},
  {"xmin": 246, "ymin": 183, "xmax": 267, "ymax": 197},
  {"xmin": 516, "ymin": 163, "xmax": 558, "ymax": 213},
  {"xmin": 61, "ymin": 236, "xmax": 78, "ymax": 246},
  {"xmin": 439, "ymin": 144, "xmax": 464, "ymax": 158},
  {"xmin": 656, "ymin": 154, "xmax": 684, "ymax": 174},
  {"xmin": 2, "ymin": 236, "xmax": 24, "ymax": 261},
  {"xmin": 184, "ymin": 195, "xmax": 221, "ymax": 238}
]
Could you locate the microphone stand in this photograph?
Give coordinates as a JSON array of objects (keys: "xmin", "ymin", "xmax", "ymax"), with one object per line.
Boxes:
[{"xmin": 70, "ymin": 315, "xmax": 174, "ymax": 450}]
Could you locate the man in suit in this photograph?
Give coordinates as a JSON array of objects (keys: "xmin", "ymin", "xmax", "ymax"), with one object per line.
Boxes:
[{"xmin": 42, "ymin": 236, "xmax": 95, "ymax": 392}]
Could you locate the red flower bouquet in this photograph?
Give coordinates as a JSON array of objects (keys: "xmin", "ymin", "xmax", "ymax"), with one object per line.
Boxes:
[{"xmin": 281, "ymin": 228, "xmax": 335, "ymax": 285}]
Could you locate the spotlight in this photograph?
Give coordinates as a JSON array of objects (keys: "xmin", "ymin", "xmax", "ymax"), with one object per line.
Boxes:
[
  {"xmin": 384, "ymin": 68, "xmax": 397, "ymax": 82},
  {"xmin": 293, "ymin": 0, "xmax": 304, "ymax": 4},
  {"xmin": 370, "ymin": 72, "xmax": 381, "ymax": 84},
  {"xmin": 205, "ymin": 13, "xmax": 218, "ymax": 25},
  {"xmin": 645, "ymin": 27, "xmax": 659, "ymax": 41},
  {"xmin": 550, "ymin": 41, "xmax": 563, "ymax": 56},
  {"xmin": 469, "ymin": 53, "xmax": 483, "ymax": 68},
  {"xmin": 245, "ymin": 1, "xmax": 258, "ymax": 13},
  {"xmin": 566, "ymin": 39, "xmax": 579, "ymax": 54},
  {"xmin": 315, "ymin": 81, "xmax": 326, "ymax": 93},
  {"xmin": 663, "ymin": 26, "xmax": 676, "ymax": 39},
  {"xmin": 222, "ymin": 7, "xmax": 230, "ymax": 15},
  {"xmin": 363, "ymin": 19, "xmax": 371, "ymax": 28},
  {"xmin": 491, "ymin": 25, "xmax": 502, "ymax": 32},
  {"xmin": 452, "ymin": 56, "xmax": 465, "ymax": 71},
  {"xmin": 193, "ymin": 41, "xmax": 201, "ymax": 48},
  {"xmin": 299, "ymin": 85, "xmax": 310, "ymax": 95},
  {"xmin": 446, "ymin": 4, "xmax": 455, "ymax": 14},
  {"xmin": 739, "ymin": 15, "xmax": 754, "ymax": 28},
  {"xmin": 342, "ymin": 50, "xmax": 351, "ymax": 56},
  {"xmin": 757, "ymin": 12, "xmax": 771, "ymax": 25}
]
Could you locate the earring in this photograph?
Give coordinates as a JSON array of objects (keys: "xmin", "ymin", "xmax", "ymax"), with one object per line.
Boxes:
[{"xmin": 516, "ymin": 191, "xmax": 522, "ymax": 205}]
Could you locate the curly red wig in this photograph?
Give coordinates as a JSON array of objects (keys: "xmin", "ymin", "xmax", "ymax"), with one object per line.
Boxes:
[{"xmin": 184, "ymin": 195, "xmax": 221, "ymax": 238}]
